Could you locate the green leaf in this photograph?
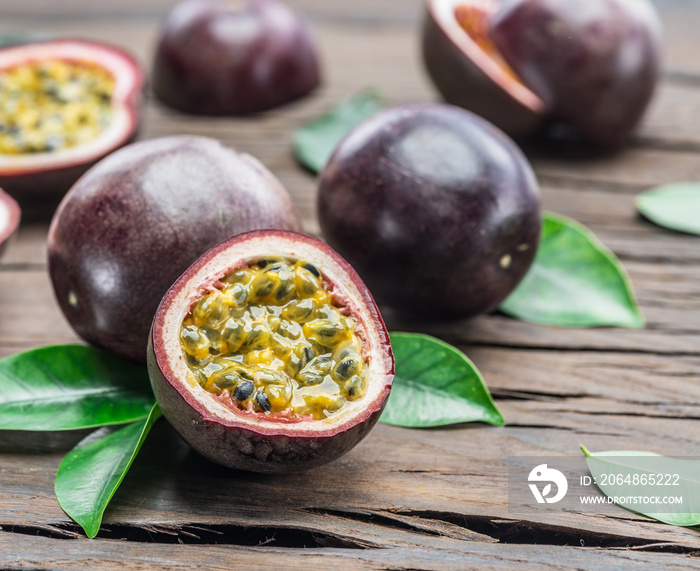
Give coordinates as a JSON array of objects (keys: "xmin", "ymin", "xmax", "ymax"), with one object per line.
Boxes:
[
  {"xmin": 380, "ymin": 332, "xmax": 504, "ymax": 428},
  {"xmin": 500, "ymin": 212, "xmax": 644, "ymax": 328},
  {"xmin": 581, "ymin": 445, "xmax": 700, "ymax": 527},
  {"xmin": 55, "ymin": 403, "xmax": 162, "ymax": 538},
  {"xmin": 293, "ymin": 89, "xmax": 383, "ymax": 174},
  {"xmin": 0, "ymin": 344, "xmax": 155, "ymax": 431},
  {"xmin": 636, "ymin": 182, "xmax": 700, "ymax": 235}
]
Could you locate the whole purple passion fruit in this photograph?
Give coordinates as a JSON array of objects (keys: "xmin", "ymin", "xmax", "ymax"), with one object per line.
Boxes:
[
  {"xmin": 153, "ymin": 0, "xmax": 321, "ymax": 115},
  {"xmin": 0, "ymin": 39, "xmax": 143, "ymax": 218},
  {"xmin": 148, "ymin": 229, "xmax": 394, "ymax": 473},
  {"xmin": 423, "ymin": 0, "xmax": 662, "ymax": 146},
  {"xmin": 318, "ymin": 103, "xmax": 541, "ymax": 320},
  {"xmin": 48, "ymin": 136, "xmax": 300, "ymax": 364},
  {"xmin": 0, "ymin": 189, "xmax": 20, "ymax": 259}
]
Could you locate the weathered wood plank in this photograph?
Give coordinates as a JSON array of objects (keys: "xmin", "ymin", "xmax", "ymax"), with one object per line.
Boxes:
[
  {"xmin": 1, "ymin": 531, "xmax": 698, "ymax": 571},
  {"xmin": 3, "ymin": 419, "xmax": 700, "ymax": 554}
]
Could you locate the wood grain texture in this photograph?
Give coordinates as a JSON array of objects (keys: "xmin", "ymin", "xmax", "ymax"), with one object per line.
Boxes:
[{"xmin": 2, "ymin": 0, "xmax": 700, "ymax": 568}]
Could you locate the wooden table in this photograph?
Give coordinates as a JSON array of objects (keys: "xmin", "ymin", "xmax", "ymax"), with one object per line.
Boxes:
[{"xmin": 2, "ymin": 0, "xmax": 700, "ymax": 568}]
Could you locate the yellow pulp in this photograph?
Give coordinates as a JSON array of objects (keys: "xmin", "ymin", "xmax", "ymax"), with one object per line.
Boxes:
[
  {"xmin": 181, "ymin": 258, "xmax": 368, "ymax": 420},
  {"xmin": 0, "ymin": 59, "xmax": 115, "ymax": 154}
]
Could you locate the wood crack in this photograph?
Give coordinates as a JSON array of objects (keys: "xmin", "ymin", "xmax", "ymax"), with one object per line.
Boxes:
[
  {"xmin": 0, "ymin": 522, "xmax": 377, "ymax": 549},
  {"xmin": 386, "ymin": 511, "xmax": 699, "ymax": 554}
]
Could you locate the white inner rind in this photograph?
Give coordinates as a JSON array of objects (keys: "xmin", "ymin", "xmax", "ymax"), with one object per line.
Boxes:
[
  {"xmin": 0, "ymin": 193, "xmax": 18, "ymax": 245},
  {"xmin": 0, "ymin": 41, "xmax": 140, "ymax": 173},
  {"xmin": 431, "ymin": 0, "xmax": 543, "ymax": 111},
  {"xmin": 157, "ymin": 234, "xmax": 393, "ymax": 435},
  {"xmin": 0, "ymin": 199, "xmax": 9, "ymax": 234}
]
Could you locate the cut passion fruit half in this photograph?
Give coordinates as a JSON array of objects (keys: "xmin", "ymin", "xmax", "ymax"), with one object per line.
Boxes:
[
  {"xmin": 0, "ymin": 188, "xmax": 20, "ymax": 259},
  {"xmin": 423, "ymin": 0, "xmax": 544, "ymax": 137},
  {"xmin": 0, "ymin": 40, "xmax": 143, "ymax": 217},
  {"xmin": 423, "ymin": 0, "xmax": 662, "ymax": 146},
  {"xmin": 148, "ymin": 230, "xmax": 394, "ymax": 473}
]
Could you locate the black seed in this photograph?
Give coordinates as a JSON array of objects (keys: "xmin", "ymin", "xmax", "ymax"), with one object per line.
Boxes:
[
  {"xmin": 297, "ymin": 371, "xmax": 323, "ymax": 387},
  {"xmin": 257, "ymin": 258, "xmax": 278, "ymax": 269},
  {"xmin": 275, "ymin": 280, "xmax": 294, "ymax": 302},
  {"xmin": 302, "ymin": 263, "xmax": 320, "ymax": 277},
  {"xmin": 253, "ymin": 277, "xmax": 275, "ymax": 298},
  {"xmin": 334, "ymin": 357, "xmax": 358, "ymax": 381},
  {"xmin": 233, "ymin": 381, "xmax": 254, "ymax": 401},
  {"xmin": 303, "ymin": 345, "xmax": 315, "ymax": 363},
  {"xmin": 256, "ymin": 391, "xmax": 271, "ymax": 412}
]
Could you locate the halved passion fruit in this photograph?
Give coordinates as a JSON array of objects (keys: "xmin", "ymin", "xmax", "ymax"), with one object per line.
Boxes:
[
  {"xmin": 423, "ymin": 0, "xmax": 662, "ymax": 146},
  {"xmin": 0, "ymin": 189, "xmax": 20, "ymax": 259},
  {"xmin": 148, "ymin": 230, "xmax": 394, "ymax": 473},
  {"xmin": 0, "ymin": 40, "xmax": 143, "ymax": 217}
]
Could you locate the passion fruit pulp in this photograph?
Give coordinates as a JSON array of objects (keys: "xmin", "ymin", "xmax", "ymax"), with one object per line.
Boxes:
[
  {"xmin": 148, "ymin": 230, "xmax": 394, "ymax": 473},
  {"xmin": 0, "ymin": 40, "xmax": 143, "ymax": 217},
  {"xmin": 48, "ymin": 136, "xmax": 301, "ymax": 364},
  {"xmin": 153, "ymin": 0, "xmax": 321, "ymax": 115},
  {"xmin": 0, "ymin": 189, "xmax": 20, "ymax": 260},
  {"xmin": 318, "ymin": 103, "xmax": 541, "ymax": 320},
  {"xmin": 423, "ymin": 0, "xmax": 662, "ymax": 146}
]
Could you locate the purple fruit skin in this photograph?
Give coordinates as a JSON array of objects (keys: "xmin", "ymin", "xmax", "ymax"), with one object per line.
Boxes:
[
  {"xmin": 318, "ymin": 103, "xmax": 541, "ymax": 319},
  {"xmin": 148, "ymin": 341, "xmax": 385, "ymax": 473},
  {"xmin": 48, "ymin": 136, "xmax": 300, "ymax": 363},
  {"xmin": 422, "ymin": 3, "xmax": 542, "ymax": 137},
  {"xmin": 153, "ymin": 0, "xmax": 321, "ymax": 115},
  {"xmin": 490, "ymin": 0, "xmax": 662, "ymax": 146}
]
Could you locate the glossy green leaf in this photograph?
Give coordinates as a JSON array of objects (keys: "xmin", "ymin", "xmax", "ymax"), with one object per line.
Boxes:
[
  {"xmin": 500, "ymin": 212, "xmax": 644, "ymax": 328},
  {"xmin": 55, "ymin": 404, "xmax": 162, "ymax": 538},
  {"xmin": 0, "ymin": 344, "xmax": 155, "ymax": 431},
  {"xmin": 581, "ymin": 445, "xmax": 700, "ymax": 527},
  {"xmin": 636, "ymin": 182, "xmax": 700, "ymax": 235},
  {"xmin": 380, "ymin": 332, "xmax": 504, "ymax": 428},
  {"xmin": 293, "ymin": 89, "xmax": 383, "ymax": 174}
]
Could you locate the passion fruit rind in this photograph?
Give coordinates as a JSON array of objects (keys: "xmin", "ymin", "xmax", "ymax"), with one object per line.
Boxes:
[
  {"xmin": 0, "ymin": 189, "xmax": 20, "ymax": 259},
  {"xmin": 148, "ymin": 230, "xmax": 394, "ymax": 473},
  {"xmin": 0, "ymin": 39, "xmax": 143, "ymax": 218}
]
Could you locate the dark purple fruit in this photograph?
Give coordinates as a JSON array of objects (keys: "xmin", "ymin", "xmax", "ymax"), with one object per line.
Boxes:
[
  {"xmin": 148, "ymin": 229, "xmax": 394, "ymax": 473},
  {"xmin": 0, "ymin": 189, "xmax": 20, "ymax": 260},
  {"xmin": 48, "ymin": 136, "xmax": 301, "ymax": 364},
  {"xmin": 153, "ymin": 0, "xmax": 321, "ymax": 115},
  {"xmin": 423, "ymin": 0, "xmax": 662, "ymax": 146},
  {"xmin": 317, "ymin": 103, "xmax": 541, "ymax": 319}
]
